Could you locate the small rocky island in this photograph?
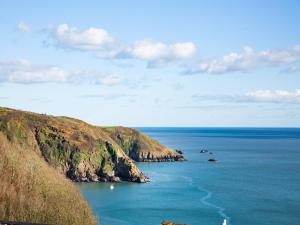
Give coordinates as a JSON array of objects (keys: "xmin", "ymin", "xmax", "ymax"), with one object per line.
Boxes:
[
  {"xmin": 200, "ymin": 149, "xmax": 208, "ymax": 153},
  {"xmin": 208, "ymin": 158, "xmax": 217, "ymax": 162}
]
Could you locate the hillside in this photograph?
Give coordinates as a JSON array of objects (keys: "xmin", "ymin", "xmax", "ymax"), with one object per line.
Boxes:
[
  {"xmin": 105, "ymin": 127, "xmax": 185, "ymax": 162},
  {"xmin": 0, "ymin": 107, "xmax": 186, "ymax": 224},
  {"xmin": 0, "ymin": 133, "xmax": 97, "ymax": 225},
  {"xmin": 0, "ymin": 107, "xmax": 185, "ymax": 183}
]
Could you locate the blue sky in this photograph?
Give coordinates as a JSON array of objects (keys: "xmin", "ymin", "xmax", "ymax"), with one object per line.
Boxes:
[{"xmin": 0, "ymin": 0, "xmax": 300, "ymax": 127}]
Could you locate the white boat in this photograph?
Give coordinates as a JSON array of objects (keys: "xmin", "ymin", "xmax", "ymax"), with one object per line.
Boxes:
[
  {"xmin": 110, "ymin": 184, "xmax": 114, "ymax": 190},
  {"xmin": 222, "ymin": 219, "xmax": 227, "ymax": 225}
]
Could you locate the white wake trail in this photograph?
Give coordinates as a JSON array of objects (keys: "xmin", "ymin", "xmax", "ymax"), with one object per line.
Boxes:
[{"xmin": 181, "ymin": 175, "xmax": 232, "ymax": 225}]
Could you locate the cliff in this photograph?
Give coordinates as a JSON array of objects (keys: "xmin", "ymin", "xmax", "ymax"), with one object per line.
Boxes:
[
  {"xmin": 0, "ymin": 107, "xmax": 185, "ymax": 183},
  {"xmin": 0, "ymin": 107, "xmax": 187, "ymax": 224},
  {"xmin": 105, "ymin": 127, "xmax": 185, "ymax": 162}
]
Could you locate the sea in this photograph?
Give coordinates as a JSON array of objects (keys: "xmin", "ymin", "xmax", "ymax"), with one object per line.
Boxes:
[{"xmin": 77, "ymin": 128, "xmax": 300, "ymax": 225}]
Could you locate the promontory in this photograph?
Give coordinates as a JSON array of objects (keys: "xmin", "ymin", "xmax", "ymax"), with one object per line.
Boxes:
[{"xmin": 0, "ymin": 106, "xmax": 185, "ymax": 225}]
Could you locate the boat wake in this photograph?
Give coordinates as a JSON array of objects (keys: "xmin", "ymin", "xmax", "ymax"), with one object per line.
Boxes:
[
  {"xmin": 198, "ymin": 187, "xmax": 231, "ymax": 225},
  {"xmin": 181, "ymin": 176, "xmax": 231, "ymax": 225}
]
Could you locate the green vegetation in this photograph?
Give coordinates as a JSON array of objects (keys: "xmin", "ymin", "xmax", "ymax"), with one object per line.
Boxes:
[
  {"xmin": 0, "ymin": 133, "xmax": 97, "ymax": 225},
  {"xmin": 0, "ymin": 107, "xmax": 183, "ymax": 182},
  {"xmin": 104, "ymin": 126, "xmax": 185, "ymax": 161},
  {"xmin": 0, "ymin": 108, "xmax": 145, "ymax": 182},
  {"xmin": 0, "ymin": 107, "xmax": 184, "ymax": 224}
]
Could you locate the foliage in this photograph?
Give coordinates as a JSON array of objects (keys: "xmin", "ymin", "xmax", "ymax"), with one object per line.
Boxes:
[{"xmin": 0, "ymin": 134, "xmax": 98, "ymax": 225}]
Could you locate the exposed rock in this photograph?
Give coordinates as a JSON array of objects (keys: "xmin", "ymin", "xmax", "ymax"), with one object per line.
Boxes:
[
  {"xmin": 0, "ymin": 107, "xmax": 185, "ymax": 184},
  {"xmin": 161, "ymin": 222, "xmax": 188, "ymax": 225},
  {"xmin": 208, "ymin": 158, "xmax": 217, "ymax": 162},
  {"xmin": 130, "ymin": 175, "xmax": 150, "ymax": 183},
  {"xmin": 108, "ymin": 176, "xmax": 121, "ymax": 182},
  {"xmin": 99, "ymin": 177, "xmax": 108, "ymax": 182},
  {"xmin": 175, "ymin": 149, "xmax": 183, "ymax": 154},
  {"xmin": 104, "ymin": 127, "xmax": 187, "ymax": 163},
  {"xmin": 140, "ymin": 154, "xmax": 186, "ymax": 162},
  {"xmin": 200, "ymin": 149, "xmax": 208, "ymax": 153}
]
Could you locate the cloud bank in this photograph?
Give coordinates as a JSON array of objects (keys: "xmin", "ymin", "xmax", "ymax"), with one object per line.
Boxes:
[
  {"xmin": 47, "ymin": 24, "xmax": 197, "ymax": 66},
  {"xmin": 244, "ymin": 89, "xmax": 300, "ymax": 103},
  {"xmin": 47, "ymin": 25, "xmax": 300, "ymax": 72},
  {"xmin": 193, "ymin": 89, "xmax": 300, "ymax": 104},
  {"xmin": 185, "ymin": 45, "xmax": 300, "ymax": 74},
  {"xmin": 0, "ymin": 59, "xmax": 124, "ymax": 85}
]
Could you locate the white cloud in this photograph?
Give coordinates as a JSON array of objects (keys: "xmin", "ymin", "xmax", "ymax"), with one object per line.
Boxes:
[
  {"xmin": 171, "ymin": 42, "xmax": 197, "ymax": 58},
  {"xmin": 0, "ymin": 59, "xmax": 69, "ymax": 83},
  {"xmin": 0, "ymin": 59, "xmax": 123, "ymax": 85},
  {"xmin": 17, "ymin": 21, "xmax": 31, "ymax": 33},
  {"xmin": 186, "ymin": 45, "xmax": 300, "ymax": 74},
  {"xmin": 47, "ymin": 24, "xmax": 197, "ymax": 66},
  {"xmin": 244, "ymin": 89, "xmax": 300, "ymax": 103},
  {"xmin": 126, "ymin": 40, "xmax": 196, "ymax": 61},
  {"xmin": 49, "ymin": 24, "xmax": 114, "ymax": 51},
  {"xmin": 193, "ymin": 89, "xmax": 300, "ymax": 104},
  {"xmin": 126, "ymin": 40, "xmax": 167, "ymax": 60}
]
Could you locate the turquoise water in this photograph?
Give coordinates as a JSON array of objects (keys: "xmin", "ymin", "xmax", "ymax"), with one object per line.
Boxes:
[{"xmin": 77, "ymin": 128, "xmax": 300, "ymax": 225}]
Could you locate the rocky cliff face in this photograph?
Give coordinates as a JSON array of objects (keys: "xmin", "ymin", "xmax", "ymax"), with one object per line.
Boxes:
[
  {"xmin": 105, "ymin": 127, "xmax": 186, "ymax": 162},
  {"xmin": 0, "ymin": 107, "xmax": 185, "ymax": 183}
]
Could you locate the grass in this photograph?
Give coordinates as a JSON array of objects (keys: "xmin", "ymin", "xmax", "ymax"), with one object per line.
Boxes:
[
  {"xmin": 0, "ymin": 107, "xmax": 182, "ymax": 224},
  {"xmin": 0, "ymin": 133, "xmax": 98, "ymax": 225},
  {"xmin": 104, "ymin": 126, "xmax": 179, "ymax": 159},
  {"xmin": 0, "ymin": 107, "xmax": 180, "ymax": 183}
]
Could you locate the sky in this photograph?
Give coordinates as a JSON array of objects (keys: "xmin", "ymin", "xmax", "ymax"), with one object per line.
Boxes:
[{"xmin": 0, "ymin": 0, "xmax": 300, "ymax": 127}]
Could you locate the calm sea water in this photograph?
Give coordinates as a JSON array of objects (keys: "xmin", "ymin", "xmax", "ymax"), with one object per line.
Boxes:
[{"xmin": 77, "ymin": 128, "xmax": 300, "ymax": 225}]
